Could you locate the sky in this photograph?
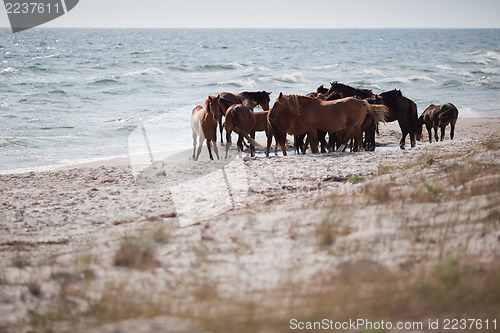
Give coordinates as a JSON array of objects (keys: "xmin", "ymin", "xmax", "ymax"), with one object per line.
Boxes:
[{"xmin": 1, "ymin": 0, "xmax": 500, "ymax": 29}]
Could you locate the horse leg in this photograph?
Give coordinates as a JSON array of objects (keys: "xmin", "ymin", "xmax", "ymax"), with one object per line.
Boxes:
[
  {"xmin": 410, "ymin": 132, "xmax": 416, "ymax": 148},
  {"xmin": 308, "ymin": 131, "xmax": 319, "ymax": 154},
  {"xmin": 206, "ymin": 139, "xmax": 214, "ymax": 160},
  {"xmin": 195, "ymin": 136, "xmax": 204, "ymax": 161},
  {"xmin": 433, "ymin": 126, "xmax": 438, "ymax": 142},
  {"xmin": 440, "ymin": 125, "xmax": 446, "ymax": 141},
  {"xmin": 213, "ymin": 140, "xmax": 220, "ymax": 160},
  {"xmin": 426, "ymin": 124, "xmax": 432, "ymax": 143},
  {"xmin": 250, "ymin": 131, "xmax": 256, "ymax": 157},
  {"xmin": 400, "ymin": 130, "xmax": 408, "ymax": 150},
  {"xmin": 237, "ymin": 135, "xmax": 244, "ymax": 158},
  {"xmin": 219, "ymin": 117, "xmax": 224, "ymax": 145},
  {"xmin": 192, "ymin": 132, "xmax": 197, "ymax": 160},
  {"xmin": 318, "ymin": 130, "xmax": 327, "ymax": 153},
  {"xmin": 225, "ymin": 130, "xmax": 232, "ymax": 159},
  {"xmin": 265, "ymin": 129, "xmax": 271, "ymax": 157},
  {"xmin": 450, "ymin": 119, "xmax": 456, "ymax": 140}
]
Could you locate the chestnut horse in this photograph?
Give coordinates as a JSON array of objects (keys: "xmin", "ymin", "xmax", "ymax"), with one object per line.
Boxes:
[
  {"xmin": 224, "ymin": 100, "xmax": 261, "ymax": 158},
  {"xmin": 379, "ymin": 89, "xmax": 422, "ymax": 149},
  {"xmin": 191, "ymin": 96, "xmax": 220, "ymax": 161},
  {"xmin": 269, "ymin": 93, "xmax": 387, "ymax": 155},
  {"xmin": 254, "ymin": 110, "xmax": 278, "ymax": 156},
  {"xmin": 419, "ymin": 103, "xmax": 458, "ymax": 142}
]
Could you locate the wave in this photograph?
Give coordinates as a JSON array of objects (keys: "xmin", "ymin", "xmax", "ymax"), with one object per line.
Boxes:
[
  {"xmin": 376, "ymin": 75, "xmax": 436, "ymax": 84},
  {"xmin": 207, "ymin": 79, "xmax": 258, "ymax": 88},
  {"xmin": 0, "ymin": 67, "xmax": 20, "ymax": 75},
  {"xmin": 90, "ymin": 78, "xmax": 120, "ymax": 85},
  {"xmin": 269, "ymin": 72, "xmax": 305, "ymax": 83},
  {"xmin": 0, "ymin": 136, "xmax": 27, "ymax": 148},
  {"xmin": 458, "ymin": 107, "xmax": 480, "ymax": 118},
  {"xmin": 40, "ymin": 126, "xmax": 75, "ymax": 130},
  {"xmin": 123, "ymin": 67, "xmax": 165, "ymax": 76},
  {"xmin": 197, "ymin": 62, "xmax": 244, "ymax": 71},
  {"xmin": 359, "ymin": 69, "xmax": 387, "ymax": 77},
  {"xmin": 311, "ymin": 63, "xmax": 342, "ymax": 70},
  {"xmin": 117, "ymin": 124, "xmax": 138, "ymax": 132},
  {"xmin": 49, "ymin": 89, "xmax": 67, "ymax": 95}
]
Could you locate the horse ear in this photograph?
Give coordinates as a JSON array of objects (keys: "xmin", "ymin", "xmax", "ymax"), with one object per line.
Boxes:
[
  {"xmin": 279, "ymin": 92, "xmax": 283, "ymax": 99},
  {"xmin": 267, "ymin": 91, "xmax": 272, "ymax": 96}
]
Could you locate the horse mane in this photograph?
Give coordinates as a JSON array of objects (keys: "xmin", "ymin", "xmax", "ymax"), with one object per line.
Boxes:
[
  {"xmin": 330, "ymin": 82, "xmax": 373, "ymax": 98},
  {"xmin": 280, "ymin": 94, "xmax": 318, "ymax": 116},
  {"xmin": 205, "ymin": 95, "xmax": 218, "ymax": 116}
]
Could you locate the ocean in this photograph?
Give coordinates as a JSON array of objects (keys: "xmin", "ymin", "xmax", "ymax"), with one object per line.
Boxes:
[{"xmin": 1, "ymin": 28, "xmax": 499, "ymax": 173}]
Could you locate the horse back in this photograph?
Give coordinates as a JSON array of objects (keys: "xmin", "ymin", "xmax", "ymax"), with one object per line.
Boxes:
[
  {"xmin": 254, "ymin": 111, "xmax": 269, "ymax": 132},
  {"xmin": 226, "ymin": 104, "xmax": 256, "ymax": 133},
  {"xmin": 438, "ymin": 103, "xmax": 459, "ymax": 122},
  {"xmin": 191, "ymin": 105, "xmax": 205, "ymax": 136}
]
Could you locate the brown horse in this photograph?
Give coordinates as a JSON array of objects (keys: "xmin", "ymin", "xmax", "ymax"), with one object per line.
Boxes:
[
  {"xmin": 379, "ymin": 89, "xmax": 422, "ymax": 149},
  {"xmin": 419, "ymin": 103, "xmax": 458, "ymax": 142},
  {"xmin": 224, "ymin": 100, "xmax": 261, "ymax": 158},
  {"xmin": 253, "ymin": 110, "xmax": 278, "ymax": 156},
  {"xmin": 269, "ymin": 93, "xmax": 387, "ymax": 155},
  {"xmin": 191, "ymin": 96, "xmax": 220, "ymax": 161},
  {"xmin": 215, "ymin": 92, "xmax": 240, "ymax": 144}
]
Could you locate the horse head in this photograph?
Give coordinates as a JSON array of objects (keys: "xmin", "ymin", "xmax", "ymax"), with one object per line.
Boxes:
[
  {"xmin": 260, "ymin": 91, "xmax": 272, "ymax": 111},
  {"xmin": 380, "ymin": 89, "xmax": 402, "ymax": 103},
  {"xmin": 269, "ymin": 92, "xmax": 285, "ymax": 121},
  {"xmin": 206, "ymin": 95, "xmax": 220, "ymax": 121}
]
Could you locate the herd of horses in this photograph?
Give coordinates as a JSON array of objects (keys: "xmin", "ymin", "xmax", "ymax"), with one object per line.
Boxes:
[{"xmin": 191, "ymin": 82, "xmax": 459, "ymax": 161}]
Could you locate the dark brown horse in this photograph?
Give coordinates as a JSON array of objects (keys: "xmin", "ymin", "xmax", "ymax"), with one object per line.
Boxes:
[
  {"xmin": 237, "ymin": 91, "xmax": 271, "ymax": 111},
  {"xmin": 215, "ymin": 91, "xmax": 271, "ymax": 144},
  {"xmin": 269, "ymin": 94, "xmax": 387, "ymax": 155},
  {"xmin": 379, "ymin": 89, "xmax": 422, "ymax": 149},
  {"xmin": 191, "ymin": 96, "xmax": 220, "ymax": 161},
  {"xmin": 224, "ymin": 100, "xmax": 261, "ymax": 158},
  {"xmin": 419, "ymin": 103, "xmax": 458, "ymax": 142},
  {"xmin": 327, "ymin": 81, "xmax": 375, "ymax": 100}
]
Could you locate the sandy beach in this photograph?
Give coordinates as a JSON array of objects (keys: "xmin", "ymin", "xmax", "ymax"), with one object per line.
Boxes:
[{"xmin": 1, "ymin": 116, "xmax": 499, "ymax": 332}]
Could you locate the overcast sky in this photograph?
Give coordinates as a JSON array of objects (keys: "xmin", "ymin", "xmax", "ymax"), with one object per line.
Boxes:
[{"xmin": 1, "ymin": 0, "xmax": 500, "ymax": 29}]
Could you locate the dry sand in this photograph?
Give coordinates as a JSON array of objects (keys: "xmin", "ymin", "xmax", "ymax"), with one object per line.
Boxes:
[{"xmin": 0, "ymin": 117, "xmax": 499, "ymax": 332}]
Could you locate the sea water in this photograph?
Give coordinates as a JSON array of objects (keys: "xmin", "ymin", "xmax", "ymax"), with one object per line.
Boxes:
[{"xmin": 1, "ymin": 28, "xmax": 499, "ymax": 172}]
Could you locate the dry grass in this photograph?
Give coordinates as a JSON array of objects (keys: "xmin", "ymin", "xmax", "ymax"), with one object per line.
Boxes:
[
  {"xmin": 367, "ymin": 181, "xmax": 393, "ymax": 203},
  {"xmin": 377, "ymin": 164, "xmax": 392, "ymax": 176},
  {"xmin": 113, "ymin": 232, "xmax": 158, "ymax": 270}
]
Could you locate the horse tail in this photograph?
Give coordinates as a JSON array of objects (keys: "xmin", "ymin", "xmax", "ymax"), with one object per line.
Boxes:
[
  {"xmin": 268, "ymin": 117, "xmax": 289, "ymax": 153},
  {"xmin": 230, "ymin": 108, "xmax": 263, "ymax": 148},
  {"xmin": 366, "ymin": 102, "xmax": 388, "ymax": 125},
  {"xmin": 408, "ymin": 100, "xmax": 422, "ymax": 138}
]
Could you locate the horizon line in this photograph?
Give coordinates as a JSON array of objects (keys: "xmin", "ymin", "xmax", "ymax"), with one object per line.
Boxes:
[{"xmin": 1, "ymin": 26, "xmax": 500, "ymax": 30}]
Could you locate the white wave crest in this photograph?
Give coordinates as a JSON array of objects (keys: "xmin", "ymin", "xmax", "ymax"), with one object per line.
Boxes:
[
  {"xmin": 123, "ymin": 67, "xmax": 165, "ymax": 76},
  {"xmin": 458, "ymin": 107, "xmax": 480, "ymax": 118},
  {"xmin": 377, "ymin": 74, "xmax": 436, "ymax": 84},
  {"xmin": 270, "ymin": 72, "xmax": 304, "ymax": 83}
]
